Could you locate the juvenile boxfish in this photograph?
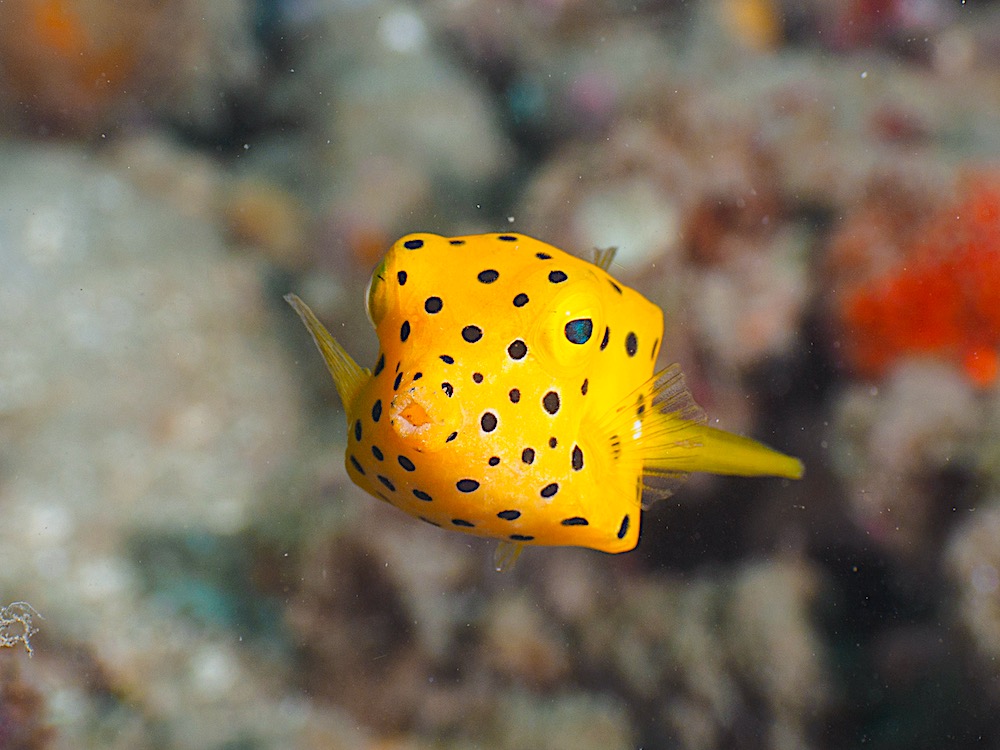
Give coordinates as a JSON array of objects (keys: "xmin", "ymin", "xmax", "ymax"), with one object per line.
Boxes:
[{"xmin": 287, "ymin": 232, "xmax": 803, "ymax": 568}]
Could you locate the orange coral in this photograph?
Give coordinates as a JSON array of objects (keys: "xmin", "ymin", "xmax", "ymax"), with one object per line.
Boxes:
[{"xmin": 838, "ymin": 174, "xmax": 1000, "ymax": 388}]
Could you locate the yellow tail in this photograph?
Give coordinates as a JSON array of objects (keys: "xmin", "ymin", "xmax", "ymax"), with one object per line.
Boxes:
[
  {"xmin": 615, "ymin": 365, "xmax": 803, "ymax": 484},
  {"xmin": 643, "ymin": 416, "xmax": 803, "ymax": 479}
]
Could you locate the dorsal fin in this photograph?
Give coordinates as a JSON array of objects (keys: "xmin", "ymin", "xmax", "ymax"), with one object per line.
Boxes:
[{"xmin": 285, "ymin": 294, "xmax": 370, "ymax": 411}]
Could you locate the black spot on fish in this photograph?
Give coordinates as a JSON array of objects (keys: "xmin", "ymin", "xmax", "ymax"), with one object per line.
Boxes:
[
  {"xmin": 600, "ymin": 327, "xmax": 610, "ymax": 351},
  {"xmin": 425, "ymin": 296, "xmax": 443, "ymax": 314},
  {"xmin": 477, "ymin": 269, "xmax": 500, "ymax": 284},
  {"xmin": 446, "ymin": 431, "xmax": 458, "ymax": 442},
  {"xmin": 403, "ymin": 239, "xmax": 423, "ymax": 249},
  {"xmin": 542, "ymin": 391, "xmax": 560, "ymax": 415},
  {"xmin": 617, "ymin": 514, "xmax": 630, "ymax": 539},
  {"xmin": 462, "ymin": 325, "xmax": 483, "ymax": 343},
  {"xmin": 561, "ymin": 516, "xmax": 588, "ymax": 526},
  {"xmin": 536, "ymin": 252, "xmax": 552, "ymax": 260},
  {"xmin": 508, "ymin": 339, "xmax": 527, "ymax": 360},
  {"xmin": 609, "ymin": 279, "xmax": 623, "ymax": 294},
  {"xmin": 497, "ymin": 510, "xmax": 521, "ymax": 520},
  {"xmin": 509, "ymin": 388, "xmax": 521, "ymax": 403},
  {"xmin": 472, "ymin": 372, "xmax": 483, "ymax": 383},
  {"xmin": 488, "ymin": 456, "xmax": 500, "ymax": 466},
  {"xmin": 456, "ymin": 479, "xmax": 480, "ymax": 493},
  {"xmin": 442, "ymin": 382, "xmax": 454, "ymax": 397},
  {"xmin": 373, "ymin": 353, "xmax": 385, "ymax": 376},
  {"xmin": 371, "ymin": 445, "xmax": 384, "ymax": 461},
  {"xmin": 548, "ymin": 437, "xmax": 557, "ymax": 448},
  {"xmin": 413, "ymin": 372, "xmax": 423, "ymax": 380},
  {"xmin": 548, "ymin": 270, "xmax": 568, "ymax": 284},
  {"xmin": 510, "ymin": 534, "xmax": 534, "ymax": 541},
  {"xmin": 481, "ymin": 411, "xmax": 498, "ymax": 432},
  {"xmin": 353, "ymin": 419, "xmax": 362, "ymax": 442},
  {"xmin": 651, "ymin": 338, "xmax": 659, "ymax": 359},
  {"xmin": 581, "ymin": 378, "xmax": 589, "ymax": 395},
  {"xmin": 513, "ymin": 292, "xmax": 529, "ymax": 307},
  {"xmin": 449, "ymin": 239, "xmax": 465, "ymax": 246},
  {"xmin": 377, "ymin": 475, "xmax": 396, "ymax": 492},
  {"xmin": 397, "ymin": 270, "xmax": 407, "ymax": 286},
  {"xmin": 452, "ymin": 518, "xmax": 475, "ymax": 527},
  {"xmin": 400, "ymin": 320, "xmax": 411, "ymax": 343},
  {"xmin": 521, "ymin": 448, "xmax": 535, "ymax": 464},
  {"xmin": 413, "ymin": 489, "xmax": 432, "ymax": 502},
  {"xmin": 498, "ymin": 235, "xmax": 518, "ymax": 242},
  {"xmin": 541, "ymin": 482, "xmax": 559, "ymax": 498},
  {"xmin": 440, "ymin": 354, "xmax": 454, "ymax": 364},
  {"xmin": 572, "ymin": 445, "xmax": 584, "ymax": 471},
  {"xmin": 625, "ymin": 331, "xmax": 638, "ymax": 357},
  {"xmin": 393, "ymin": 372, "xmax": 403, "ymax": 391},
  {"xmin": 349, "ymin": 455, "xmax": 365, "ymax": 475},
  {"xmin": 398, "ymin": 455, "xmax": 416, "ymax": 472},
  {"xmin": 372, "ymin": 400, "xmax": 382, "ymax": 422}
]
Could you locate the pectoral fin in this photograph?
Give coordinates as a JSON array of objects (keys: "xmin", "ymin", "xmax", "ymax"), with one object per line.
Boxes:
[{"xmin": 285, "ymin": 294, "xmax": 370, "ymax": 410}]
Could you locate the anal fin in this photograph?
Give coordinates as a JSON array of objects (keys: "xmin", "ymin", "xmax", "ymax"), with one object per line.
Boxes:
[{"xmin": 493, "ymin": 541, "xmax": 524, "ymax": 572}]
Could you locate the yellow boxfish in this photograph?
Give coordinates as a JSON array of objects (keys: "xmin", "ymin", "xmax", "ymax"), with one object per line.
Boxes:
[{"xmin": 287, "ymin": 232, "xmax": 802, "ymax": 569}]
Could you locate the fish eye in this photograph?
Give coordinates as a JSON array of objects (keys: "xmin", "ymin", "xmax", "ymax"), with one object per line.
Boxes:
[
  {"xmin": 366, "ymin": 256, "xmax": 390, "ymax": 326},
  {"xmin": 529, "ymin": 286, "xmax": 602, "ymax": 377},
  {"xmin": 564, "ymin": 318, "xmax": 593, "ymax": 345}
]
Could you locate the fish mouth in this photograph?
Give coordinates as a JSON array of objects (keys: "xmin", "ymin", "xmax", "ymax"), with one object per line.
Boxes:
[
  {"xmin": 388, "ymin": 379, "xmax": 460, "ymax": 452},
  {"xmin": 392, "ymin": 394, "xmax": 432, "ymax": 435}
]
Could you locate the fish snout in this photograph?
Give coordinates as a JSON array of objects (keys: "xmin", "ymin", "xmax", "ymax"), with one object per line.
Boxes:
[{"xmin": 389, "ymin": 377, "xmax": 461, "ymax": 452}]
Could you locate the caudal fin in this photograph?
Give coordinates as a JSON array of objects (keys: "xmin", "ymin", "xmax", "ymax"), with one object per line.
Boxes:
[
  {"xmin": 605, "ymin": 366, "xmax": 802, "ymax": 504},
  {"xmin": 643, "ymin": 419, "xmax": 804, "ymax": 479}
]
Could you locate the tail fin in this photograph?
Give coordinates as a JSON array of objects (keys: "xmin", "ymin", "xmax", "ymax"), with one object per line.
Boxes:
[
  {"xmin": 638, "ymin": 365, "xmax": 803, "ymax": 478},
  {"xmin": 643, "ymin": 418, "xmax": 804, "ymax": 479},
  {"xmin": 607, "ymin": 366, "xmax": 802, "ymax": 506}
]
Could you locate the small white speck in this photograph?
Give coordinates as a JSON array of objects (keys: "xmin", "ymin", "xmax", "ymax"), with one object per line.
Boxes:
[
  {"xmin": 243, "ymin": 143, "xmax": 250, "ymax": 150},
  {"xmin": 507, "ymin": 216, "xmax": 515, "ymax": 223},
  {"xmin": 861, "ymin": 70, "xmax": 868, "ymax": 79}
]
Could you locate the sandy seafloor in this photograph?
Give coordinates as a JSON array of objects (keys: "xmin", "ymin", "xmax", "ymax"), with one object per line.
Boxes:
[{"xmin": 1, "ymin": 1, "xmax": 1000, "ymax": 748}]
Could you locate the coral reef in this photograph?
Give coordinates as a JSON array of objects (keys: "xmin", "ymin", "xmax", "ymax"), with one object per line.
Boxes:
[
  {"xmin": 0, "ymin": 0, "xmax": 261, "ymax": 138},
  {"xmin": 0, "ymin": 0, "xmax": 998, "ymax": 746},
  {"xmin": 834, "ymin": 173, "xmax": 1000, "ymax": 389},
  {"xmin": 0, "ymin": 662, "xmax": 54, "ymax": 749}
]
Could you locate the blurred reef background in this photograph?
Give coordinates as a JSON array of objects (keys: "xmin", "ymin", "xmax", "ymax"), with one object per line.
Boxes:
[{"xmin": 0, "ymin": 0, "xmax": 999, "ymax": 748}]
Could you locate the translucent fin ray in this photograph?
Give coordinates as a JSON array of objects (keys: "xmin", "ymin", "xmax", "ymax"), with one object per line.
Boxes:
[
  {"xmin": 593, "ymin": 246, "xmax": 618, "ymax": 271},
  {"xmin": 493, "ymin": 541, "xmax": 524, "ymax": 572}
]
